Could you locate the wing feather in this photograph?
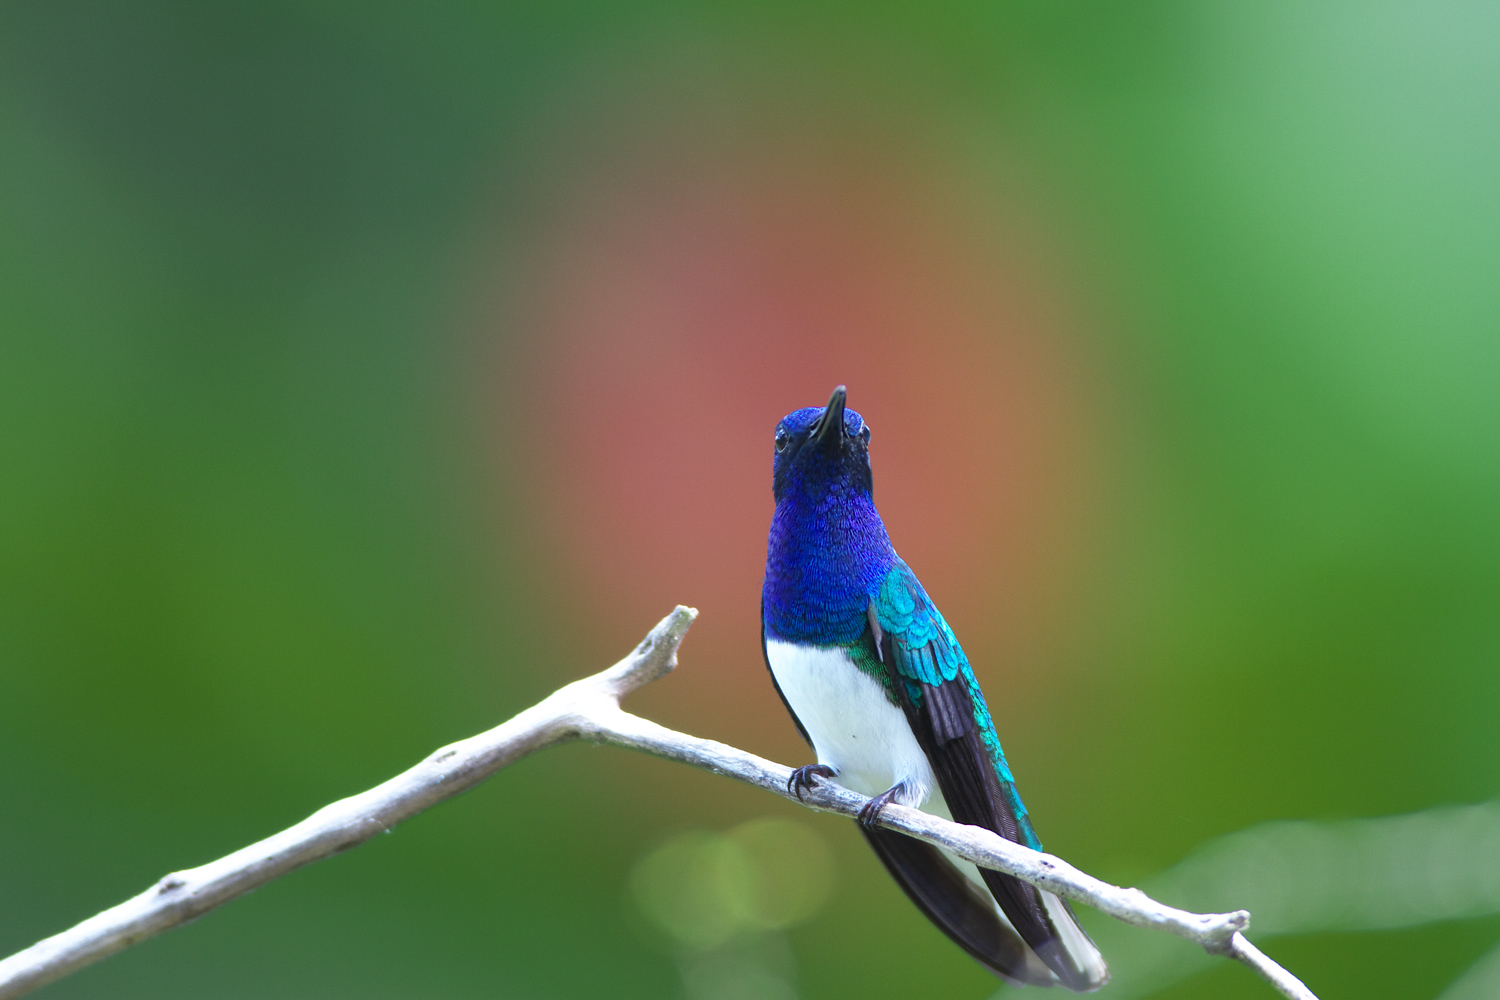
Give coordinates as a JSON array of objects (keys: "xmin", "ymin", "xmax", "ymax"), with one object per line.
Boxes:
[{"xmin": 873, "ymin": 562, "xmax": 1108, "ymax": 992}]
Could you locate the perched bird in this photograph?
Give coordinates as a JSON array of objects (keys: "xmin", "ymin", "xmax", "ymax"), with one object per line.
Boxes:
[{"xmin": 761, "ymin": 385, "xmax": 1108, "ymax": 991}]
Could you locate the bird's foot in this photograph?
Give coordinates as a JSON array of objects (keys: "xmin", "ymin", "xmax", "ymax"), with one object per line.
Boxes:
[
  {"xmin": 787, "ymin": 764, "xmax": 838, "ymax": 801},
  {"xmin": 857, "ymin": 781, "xmax": 910, "ymax": 830}
]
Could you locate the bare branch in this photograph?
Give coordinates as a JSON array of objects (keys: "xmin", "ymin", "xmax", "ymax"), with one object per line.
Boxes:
[
  {"xmin": 1228, "ymin": 934, "xmax": 1319, "ymax": 1000},
  {"xmin": 0, "ymin": 607, "xmax": 1316, "ymax": 1000}
]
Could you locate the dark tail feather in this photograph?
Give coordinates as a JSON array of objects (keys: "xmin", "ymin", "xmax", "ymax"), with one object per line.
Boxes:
[
  {"xmin": 972, "ymin": 867, "xmax": 1107, "ymax": 992},
  {"xmin": 924, "ymin": 725, "xmax": 1109, "ymax": 991},
  {"xmin": 861, "ymin": 826, "xmax": 1056, "ymax": 988}
]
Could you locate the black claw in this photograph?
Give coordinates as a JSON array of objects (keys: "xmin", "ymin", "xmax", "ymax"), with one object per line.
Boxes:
[
  {"xmin": 788, "ymin": 764, "xmax": 837, "ymax": 801},
  {"xmin": 857, "ymin": 783, "xmax": 907, "ymax": 829}
]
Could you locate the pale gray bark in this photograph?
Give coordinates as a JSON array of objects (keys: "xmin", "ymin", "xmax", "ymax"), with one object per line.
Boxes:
[{"xmin": 0, "ymin": 607, "xmax": 1316, "ymax": 1000}]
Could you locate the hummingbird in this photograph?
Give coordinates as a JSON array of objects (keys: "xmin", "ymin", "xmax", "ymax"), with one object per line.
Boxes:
[{"xmin": 761, "ymin": 385, "xmax": 1108, "ymax": 991}]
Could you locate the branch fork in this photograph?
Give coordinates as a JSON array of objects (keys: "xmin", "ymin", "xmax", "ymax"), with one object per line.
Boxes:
[{"xmin": 0, "ymin": 607, "xmax": 1317, "ymax": 1000}]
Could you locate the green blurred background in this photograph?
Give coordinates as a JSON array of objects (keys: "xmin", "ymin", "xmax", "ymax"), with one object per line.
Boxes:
[{"xmin": 1, "ymin": 2, "xmax": 1497, "ymax": 998}]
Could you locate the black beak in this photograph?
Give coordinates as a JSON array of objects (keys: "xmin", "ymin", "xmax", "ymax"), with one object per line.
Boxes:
[{"xmin": 813, "ymin": 385, "xmax": 848, "ymax": 447}]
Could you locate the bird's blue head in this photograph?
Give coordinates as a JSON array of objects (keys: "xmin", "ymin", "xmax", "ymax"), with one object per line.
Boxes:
[
  {"xmin": 764, "ymin": 386, "xmax": 895, "ymax": 644},
  {"xmin": 772, "ymin": 385, "xmax": 873, "ymax": 505}
]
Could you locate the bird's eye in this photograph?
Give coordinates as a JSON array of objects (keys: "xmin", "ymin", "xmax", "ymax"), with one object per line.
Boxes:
[
  {"xmin": 774, "ymin": 430, "xmax": 789, "ymax": 452},
  {"xmin": 860, "ymin": 425, "xmax": 872, "ymax": 445}
]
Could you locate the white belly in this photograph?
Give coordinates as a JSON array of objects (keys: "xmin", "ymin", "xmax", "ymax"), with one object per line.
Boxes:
[{"xmin": 764, "ymin": 640, "xmax": 935, "ymax": 805}]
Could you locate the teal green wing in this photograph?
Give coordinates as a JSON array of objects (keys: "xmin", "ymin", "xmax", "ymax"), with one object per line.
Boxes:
[
  {"xmin": 873, "ymin": 560, "xmax": 1041, "ymax": 850},
  {"xmin": 870, "ymin": 561, "xmax": 1105, "ymax": 991}
]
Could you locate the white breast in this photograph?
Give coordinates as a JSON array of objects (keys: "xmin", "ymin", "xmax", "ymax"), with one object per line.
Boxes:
[{"xmin": 764, "ymin": 639, "xmax": 935, "ymax": 805}]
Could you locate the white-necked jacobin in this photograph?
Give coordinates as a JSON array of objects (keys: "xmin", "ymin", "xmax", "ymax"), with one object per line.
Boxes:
[{"xmin": 761, "ymin": 385, "xmax": 1108, "ymax": 991}]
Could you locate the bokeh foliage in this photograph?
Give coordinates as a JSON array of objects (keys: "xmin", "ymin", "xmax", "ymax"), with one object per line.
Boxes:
[{"xmin": 1, "ymin": 2, "xmax": 1497, "ymax": 998}]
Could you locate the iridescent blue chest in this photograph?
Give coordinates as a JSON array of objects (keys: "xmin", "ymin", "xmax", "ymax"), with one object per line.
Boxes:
[{"xmin": 761, "ymin": 488, "xmax": 895, "ymax": 644}]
